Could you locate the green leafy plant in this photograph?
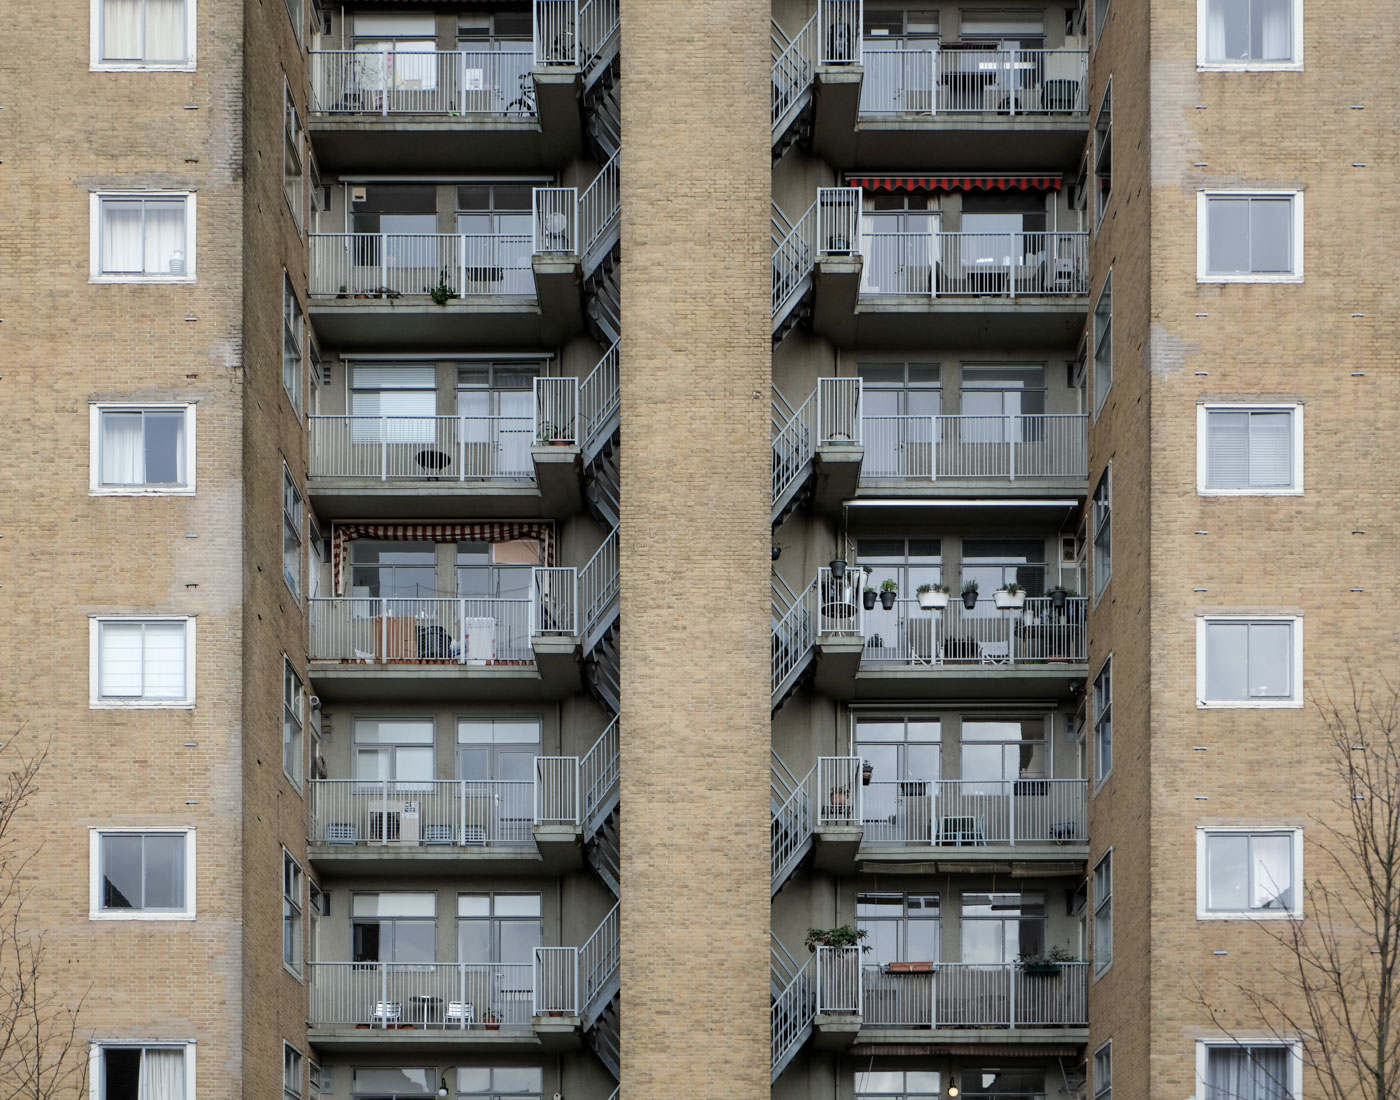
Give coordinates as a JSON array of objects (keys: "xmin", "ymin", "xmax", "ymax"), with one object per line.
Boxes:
[
  {"xmin": 1000, "ymin": 581, "xmax": 1023, "ymax": 594},
  {"xmin": 880, "ymin": 579, "xmax": 898, "ymax": 593},
  {"xmin": 916, "ymin": 583, "xmax": 950, "ymax": 595},
  {"xmin": 805, "ymin": 925, "xmax": 871, "ymax": 953},
  {"xmin": 1017, "ymin": 945, "xmax": 1077, "ymax": 969},
  {"xmin": 961, "ymin": 580, "xmax": 979, "ymax": 596},
  {"xmin": 426, "ymin": 269, "xmax": 458, "ymax": 306}
]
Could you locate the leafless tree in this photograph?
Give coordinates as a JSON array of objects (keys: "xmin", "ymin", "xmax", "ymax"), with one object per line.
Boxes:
[
  {"xmin": 0, "ymin": 733, "xmax": 88, "ymax": 1100},
  {"xmin": 1198, "ymin": 677, "xmax": 1399, "ymax": 1100}
]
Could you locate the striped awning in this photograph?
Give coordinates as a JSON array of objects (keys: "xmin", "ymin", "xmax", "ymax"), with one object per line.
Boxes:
[
  {"xmin": 333, "ymin": 522, "xmax": 554, "ymax": 595},
  {"xmin": 848, "ymin": 174, "xmax": 1062, "ymax": 192}
]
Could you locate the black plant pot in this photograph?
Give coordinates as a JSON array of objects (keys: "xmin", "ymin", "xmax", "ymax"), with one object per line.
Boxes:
[
  {"xmin": 829, "ymin": 559, "xmax": 846, "ymax": 580},
  {"xmin": 862, "ymin": 590, "xmax": 877, "ymax": 611},
  {"xmin": 861, "ymin": 767, "xmax": 873, "ymax": 786},
  {"xmin": 879, "ymin": 591, "xmax": 896, "ymax": 610},
  {"xmin": 1049, "ymin": 586, "xmax": 1068, "ymax": 610},
  {"xmin": 962, "ymin": 592, "xmax": 979, "ymax": 611}
]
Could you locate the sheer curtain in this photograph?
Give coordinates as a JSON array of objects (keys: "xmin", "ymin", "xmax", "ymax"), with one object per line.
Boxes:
[
  {"xmin": 102, "ymin": 0, "xmax": 186, "ymax": 62},
  {"xmin": 100, "ymin": 412, "xmax": 145, "ymax": 485},
  {"xmin": 146, "ymin": 0, "xmax": 186, "ymax": 62},
  {"xmin": 101, "ymin": 200, "xmax": 145, "ymax": 273},
  {"xmin": 1206, "ymin": 1046, "xmax": 1290, "ymax": 1099},
  {"xmin": 102, "ymin": 0, "xmax": 143, "ymax": 60},
  {"xmin": 1204, "ymin": 0, "xmax": 1227, "ymax": 60},
  {"xmin": 145, "ymin": 200, "xmax": 186, "ymax": 274},
  {"xmin": 1258, "ymin": 0, "xmax": 1292, "ymax": 60},
  {"xmin": 101, "ymin": 199, "xmax": 185, "ymax": 275},
  {"xmin": 138, "ymin": 1048, "xmax": 185, "ymax": 1100}
]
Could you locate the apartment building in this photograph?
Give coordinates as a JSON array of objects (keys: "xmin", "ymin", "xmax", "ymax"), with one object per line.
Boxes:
[{"xmin": 1, "ymin": 0, "xmax": 1394, "ymax": 1099}]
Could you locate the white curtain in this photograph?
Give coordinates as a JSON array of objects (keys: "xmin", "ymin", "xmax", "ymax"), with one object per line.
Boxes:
[
  {"xmin": 138, "ymin": 1048, "xmax": 185, "ymax": 1100},
  {"xmin": 100, "ymin": 412, "xmax": 145, "ymax": 485},
  {"xmin": 1205, "ymin": 0, "xmax": 1227, "ymax": 60},
  {"xmin": 101, "ymin": 200, "xmax": 145, "ymax": 273},
  {"xmin": 145, "ymin": 200, "xmax": 186, "ymax": 274},
  {"xmin": 146, "ymin": 0, "xmax": 186, "ymax": 62},
  {"xmin": 98, "ymin": 623, "xmax": 145, "ymax": 697},
  {"xmin": 101, "ymin": 199, "xmax": 184, "ymax": 274},
  {"xmin": 1206, "ymin": 1046, "xmax": 1289, "ymax": 1099},
  {"xmin": 1258, "ymin": 0, "xmax": 1291, "ymax": 60},
  {"xmin": 141, "ymin": 622, "xmax": 187, "ymax": 699},
  {"xmin": 103, "ymin": 0, "xmax": 185, "ymax": 62},
  {"xmin": 102, "ymin": 0, "xmax": 143, "ymax": 60}
]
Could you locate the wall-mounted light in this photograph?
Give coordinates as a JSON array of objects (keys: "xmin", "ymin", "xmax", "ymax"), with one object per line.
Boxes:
[
  {"xmin": 438, "ymin": 1078, "xmax": 449, "ymax": 1098},
  {"xmin": 772, "ymin": 546, "xmax": 782, "ymax": 561}
]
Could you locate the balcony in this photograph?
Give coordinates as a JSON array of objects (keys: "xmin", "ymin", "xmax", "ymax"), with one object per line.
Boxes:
[{"xmin": 306, "ymin": 0, "xmax": 620, "ymax": 171}]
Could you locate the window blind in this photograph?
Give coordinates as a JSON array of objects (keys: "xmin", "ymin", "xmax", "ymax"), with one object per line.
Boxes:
[
  {"xmin": 1207, "ymin": 409, "xmax": 1291, "ymax": 488},
  {"xmin": 99, "ymin": 621, "xmax": 185, "ymax": 698}
]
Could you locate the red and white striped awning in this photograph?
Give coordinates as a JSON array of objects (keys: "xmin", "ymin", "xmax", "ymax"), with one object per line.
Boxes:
[
  {"xmin": 333, "ymin": 522, "xmax": 554, "ymax": 595},
  {"xmin": 848, "ymin": 174, "xmax": 1062, "ymax": 192}
]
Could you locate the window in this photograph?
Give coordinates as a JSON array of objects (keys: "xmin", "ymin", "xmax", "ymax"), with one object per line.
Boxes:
[
  {"xmin": 1198, "ymin": 0, "xmax": 1301, "ymax": 69},
  {"xmin": 1197, "ymin": 1041, "xmax": 1301, "ymax": 1100},
  {"xmin": 95, "ymin": 1044, "xmax": 195, "ymax": 1100},
  {"xmin": 90, "ymin": 829, "xmax": 195, "ymax": 919},
  {"xmin": 1094, "ymin": 84, "xmax": 1112, "ymax": 227},
  {"xmin": 1094, "ymin": 0, "xmax": 1111, "ymax": 43},
  {"xmin": 284, "ymin": 82, "xmax": 305, "ymax": 229},
  {"xmin": 283, "ymin": 658, "xmax": 305, "ymax": 788},
  {"xmin": 854, "ymin": 717, "xmax": 940, "ymax": 844},
  {"xmin": 1198, "ymin": 192, "xmax": 1304, "ymax": 282},
  {"xmin": 283, "ymin": 0, "xmax": 304, "ymax": 43},
  {"xmin": 283, "ymin": 466, "xmax": 304, "ymax": 597},
  {"xmin": 1092, "ymin": 466, "xmax": 1111, "ymax": 598},
  {"xmin": 355, "ymin": 718, "xmax": 436, "ymax": 788},
  {"xmin": 455, "ymin": 1066, "xmax": 545, "ymax": 1097},
  {"xmin": 283, "ymin": 274, "xmax": 304, "ymax": 412},
  {"xmin": 1093, "ymin": 657, "xmax": 1112, "ymax": 789},
  {"xmin": 91, "ymin": 0, "xmax": 196, "ymax": 70},
  {"xmin": 1198, "ymin": 404, "xmax": 1304, "ymax": 494},
  {"xmin": 90, "ymin": 404, "xmax": 195, "ymax": 494},
  {"xmin": 353, "ymin": 893, "xmax": 437, "ymax": 962},
  {"xmin": 1198, "ymin": 828, "xmax": 1302, "ymax": 918},
  {"xmin": 1093, "ymin": 851, "xmax": 1112, "ymax": 974},
  {"xmin": 1197, "ymin": 617, "xmax": 1303, "ymax": 708},
  {"xmin": 91, "ymin": 193, "xmax": 195, "ymax": 281},
  {"xmin": 353, "ymin": 1068, "xmax": 437, "ymax": 1099},
  {"xmin": 283, "ymin": 1044, "xmax": 303, "ymax": 1100},
  {"xmin": 283, "ymin": 849, "xmax": 304, "ymax": 972},
  {"xmin": 90, "ymin": 617, "xmax": 195, "ymax": 707},
  {"xmin": 1092, "ymin": 273, "xmax": 1112, "ymax": 416},
  {"xmin": 308, "ymin": 1062, "xmax": 327, "ymax": 1096},
  {"xmin": 961, "ymin": 891, "xmax": 1047, "ymax": 963},
  {"xmin": 1094, "ymin": 1041, "xmax": 1112, "ymax": 1100},
  {"xmin": 857, "ymin": 892, "xmax": 940, "ymax": 964},
  {"xmin": 960, "ymin": 1069, "xmax": 1048, "ymax": 1097},
  {"xmin": 854, "ymin": 1070, "xmax": 942, "ymax": 1099}
]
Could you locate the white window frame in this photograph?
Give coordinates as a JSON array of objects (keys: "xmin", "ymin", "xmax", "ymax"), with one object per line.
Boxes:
[
  {"xmin": 89, "ymin": 616, "xmax": 196, "ymax": 708},
  {"xmin": 90, "ymin": 192, "xmax": 197, "ymax": 282},
  {"xmin": 1092, "ymin": 463, "xmax": 1112, "ymax": 601},
  {"xmin": 1195, "ymin": 1039, "xmax": 1303, "ymax": 1099},
  {"xmin": 1093, "ymin": 849, "xmax": 1113, "ymax": 977},
  {"xmin": 283, "ymin": 465, "xmax": 304, "ymax": 599},
  {"xmin": 88, "ymin": 827, "xmax": 197, "ymax": 920},
  {"xmin": 283, "ymin": 656, "xmax": 305, "ymax": 790},
  {"xmin": 1196, "ymin": 615, "xmax": 1304, "ymax": 709},
  {"xmin": 1094, "ymin": 0, "xmax": 1111, "ymax": 45},
  {"xmin": 1093, "ymin": 1039, "xmax": 1112, "ymax": 1100},
  {"xmin": 1093, "ymin": 82, "xmax": 1113, "ymax": 230},
  {"xmin": 284, "ymin": 80, "xmax": 306, "ymax": 231},
  {"xmin": 284, "ymin": 1043, "xmax": 304, "ymax": 1100},
  {"xmin": 1093, "ymin": 655, "xmax": 1113, "ymax": 792},
  {"xmin": 1196, "ymin": 403, "xmax": 1304, "ymax": 496},
  {"xmin": 1196, "ymin": 0, "xmax": 1304, "ymax": 71},
  {"xmin": 283, "ymin": 273, "xmax": 305, "ymax": 414},
  {"xmin": 1197, "ymin": 190, "xmax": 1304, "ymax": 284},
  {"xmin": 283, "ymin": 848, "xmax": 305, "ymax": 976},
  {"xmin": 89, "ymin": 403, "xmax": 197, "ymax": 496},
  {"xmin": 1092, "ymin": 272, "xmax": 1112, "ymax": 419},
  {"xmin": 89, "ymin": 1042, "xmax": 197, "ymax": 1100},
  {"xmin": 89, "ymin": 0, "xmax": 198, "ymax": 72},
  {"xmin": 1197, "ymin": 827, "xmax": 1304, "ymax": 920}
]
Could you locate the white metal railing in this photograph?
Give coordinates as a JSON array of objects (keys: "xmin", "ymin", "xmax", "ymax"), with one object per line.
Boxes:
[
  {"xmin": 817, "ymin": 756, "xmax": 864, "ymax": 827},
  {"xmin": 773, "ymin": 386, "xmax": 817, "ymax": 508},
  {"xmin": 772, "ymin": 14, "xmax": 816, "ymax": 132},
  {"xmin": 818, "ymin": 0, "xmax": 862, "ymax": 63},
  {"xmin": 309, "ymin": 961, "xmax": 535, "ymax": 1029},
  {"xmin": 859, "ymin": 414, "xmax": 1088, "ymax": 480},
  {"xmin": 818, "ymin": 377, "xmax": 863, "ymax": 445},
  {"xmin": 308, "ymin": 596, "xmax": 536, "ymax": 664},
  {"xmin": 861, "ymin": 778, "xmax": 1088, "ymax": 846},
  {"xmin": 310, "ymin": 50, "xmax": 536, "ymax": 116},
  {"xmin": 534, "ymin": 757, "xmax": 580, "ymax": 826},
  {"xmin": 771, "ymin": 576, "xmax": 818, "ymax": 703},
  {"xmin": 534, "ymin": 0, "xmax": 578, "ymax": 64},
  {"xmin": 772, "ymin": 202, "xmax": 816, "ymax": 319},
  {"xmin": 580, "ymin": 527, "xmax": 620, "ymax": 643},
  {"xmin": 580, "ymin": 340, "xmax": 620, "ymax": 457},
  {"xmin": 816, "ymin": 946, "xmax": 864, "ymax": 1014},
  {"xmin": 307, "ymin": 416, "xmax": 534, "ymax": 480},
  {"xmin": 578, "ymin": 0, "xmax": 620, "ymax": 74},
  {"xmin": 859, "ymin": 230, "xmax": 1089, "ymax": 297},
  {"xmin": 817, "ymin": 187, "xmax": 861, "ymax": 254},
  {"xmin": 531, "ymin": 567, "xmax": 577, "ymax": 636},
  {"xmin": 309, "ymin": 233, "xmax": 535, "ymax": 298},
  {"xmin": 534, "ymin": 378, "xmax": 580, "ymax": 446},
  {"xmin": 772, "ymin": 953, "xmax": 816, "ymax": 1075},
  {"xmin": 534, "ymin": 948, "xmax": 579, "ymax": 1015},
  {"xmin": 859, "ymin": 596, "xmax": 1087, "ymax": 666},
  {"xmin": 580, "ymin": 902, "xmax": 620, "ymax": 1016},
  {"xmin": 860, "ymin": 47, "xmax": 1088, "ymax": 115},
  {"xmin": 817, "ymin": 565, "xmax": 867, "ymax": 637},
  {"xmin": 309, "ymin": 779, "xmax": 535, "ymax": 847},
  {"xmin": 580, "ymin": 718, "xmax": 620, "ymax": 827},
  {"xmin": 860, "ymin": 961, "xmax": 1088, "ymax": 1028},
  {"xmin": 772, "ymin": 755, "xmax": 862, "ymax": 891},
  {"xmin": 533, "ymin": 188, "xmax": 578, "ymax": 254},
  {"xmin": 579, "ymin": 151, "xmax": 620, "ymax": 262}
]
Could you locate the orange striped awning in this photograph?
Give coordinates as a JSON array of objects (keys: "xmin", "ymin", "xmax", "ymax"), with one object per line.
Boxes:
[{"xmin": 848, "ymin": 174, "xmax": 1062, "ymax": 192}]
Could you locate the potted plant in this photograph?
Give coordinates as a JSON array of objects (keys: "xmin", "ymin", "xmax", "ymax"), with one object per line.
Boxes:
[
  {"xmin": 336, "ymin": 284, "xmax": 348, "ymax": 299},
  {"xmin": 804, "ymin": 926, "xmax": 871, "ymax": 953},
  {"xmin": 828, "ymin": 559, "xmax": 847, "ymax": 580},
  {"xmin": 916, "ymin": 583, "xmax": 950, "ymax": 610},
  {"xmin": 828, "ymin": 785, "xmax": 849, "ymax": 808},
  {"xmin": 1017, "ymin": 945, "xmax": 1077, "ymax": 976},
  {"xmin": 994, "ymin": 581, "xmax": 1026, "ymax": 610},
  {"xmin": 879, "ymin": 579, "xmax": 898, "ymax": 610},
  {"xmin": 960, "ymin": 579, "xmax": 980, "ymax": 610},
  {"xmin": 483, "ymin": 1011, "xmax": 501, "ymax": 1031},
  {"xmin": 427, "ymin": 271, "xmax": 458, "ymax": 306},
  {"xmin": 862, "ymin": 586, "xmax": 877, "ymax": 611},
  {"xmin": 1048, "ymin": 584, "xmax": 1069, "ymax": 611},
  {"xmin": 861, "ymin": 759, "xmax": 873, "ymax": 786}
]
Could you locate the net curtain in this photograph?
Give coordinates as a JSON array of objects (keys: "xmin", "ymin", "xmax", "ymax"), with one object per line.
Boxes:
[{"xmin": 102, "ymin": 0, "xmax": 187, "ymax": 62}]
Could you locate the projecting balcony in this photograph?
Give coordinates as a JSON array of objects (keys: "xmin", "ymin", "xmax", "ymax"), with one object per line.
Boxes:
[
  {"xmin": 308, "ymin": 574, "xmax": 580, "ymax": 702},
  {"xmin": 306, "ymin": 0, "xmax": 619, "ymax": 171}
]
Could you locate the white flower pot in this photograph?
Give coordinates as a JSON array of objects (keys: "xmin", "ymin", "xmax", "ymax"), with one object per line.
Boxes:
[
  {"xmin": 994, "ymin": 590, "xmax": 1026, "ymax": 610},
  {"xmin": 917, "ymin": 591, "xmax": 948, "ymax": 610}
]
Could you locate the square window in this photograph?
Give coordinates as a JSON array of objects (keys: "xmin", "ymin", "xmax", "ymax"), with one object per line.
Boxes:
[
  {"xmin": 1198, "ymin": 828, "xmax": 1301, "ymax": 917},
  {"xmin": 96, "ymin": 1044, "xmax": 194, "ymax": 1100},
  {"xmin": 91, "ymin": 405, "xmax": 195, "ymax": 493},
  {"xmin": 1094, "ymin": 1040, "xmax": 1113, "ymax": 1100},
  {"xmin": 91, "ymin": 193, "xmax": 196, "ymax": 281},
  {"xmin": 90, "ymin": 829, "xmax": 195, "ymax": 919},
  {"xmin": 90, "ymin": 618, "xmax": 195, "ymax": 707},
  {"xmin": 283, "ymin": 658, "xmax": 304, "ymax": 788},
  {"xmin": 283, "ymin": 1044, "xmax": 304, "ymax": 1100},
  {"xmin": 1198, "ymin": 192, "xmax": 1303, "ymax": 282},
  {"xmin": 1198, "ymin": 0, "xmax": 1301, "ymax": 68},
  {"xmin": 283, "ymin": 466, "xmax": 304, "ymax": 597},
  {"xmin": 1197, "ymin": 617, "xmax": 1302, "ymax": 708},
  {"xmin": 1093, "ymin": 656, "xmax": 1113, "ymax": 789},
  {"xmin": 1197, "ymin": 1041, "xmax": 1301, "ymax": 1099},
  {"xmin": 1092, "ymin": 465, "xmax": 1112, "ymax": 598},
  {"xmin": 1093, "ymin": 851, "xmax": 1112, "ymax": 974},
  {"xmin": 91, "ymin": 0, "xmax": 196, "ymax": 70},
  {"xmin": 1092, "ymin": 274, "xmax": 1112, "ymax": 416},
  {"xmin": 1198, "ymin": 405, "xmax": 1303, "ymax": 494},
  {"xmin": 283, "ymin": 849, "xmax": 304, "ymax": 972}
]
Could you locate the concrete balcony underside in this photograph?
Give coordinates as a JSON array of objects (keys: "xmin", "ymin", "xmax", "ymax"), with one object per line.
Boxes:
[
  {"xmin": 306, "ymin": 1024, "xmax": 581, "ymax": 1055},
  {"xmin": 307, "ymin": 829, "xmax": 583, "ymax": 877},
  {"xmin": 307, "ymin": 656, "xmax": 580, "ymax": 702},
  {"xmin": 854, "ymin": 476, "xmax": 1088, "ymax": 500},
  {"xmin": 848, "ymin": 1025, "xmax": 1089, "ymax": 1047},
  {"xmin": 828, "ymin": 118, "xmax": 1089, "ymax": 173},
  {"xmin": 814, "ymin": 642, "xmax": 1087, "ymax": 700}
]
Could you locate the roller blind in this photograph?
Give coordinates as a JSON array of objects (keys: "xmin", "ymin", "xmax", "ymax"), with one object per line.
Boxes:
[
  {"xmin": 1206, "ymin": 409, "xmax": 1292, "ymax": 488},
  {"xmin": 99, "ymin": 621, "xmax": 186, "ymax": 698}
]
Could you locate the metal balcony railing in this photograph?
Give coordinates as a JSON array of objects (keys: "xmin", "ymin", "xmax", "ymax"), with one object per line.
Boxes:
[
  {"xmin": 860, "ymin": 414, "xmax": 1088, "ymax": 481},
  {"xmin": 860, "ymin": 47, "xmax": 1089, "ymax": 116},
  {"xmin": 861, "ymin": 778, "xmax": 1088, "ymax": 846},
  {"xmin": 308, "ymin": 416, "xmax": 535, "ymax": 480},
  {"xmin": 859, "ymin": 596, "xmax": 1087, "ymax": 666},
  {"xmin": 309, "ymin": 779, "xmax": 535, "ymax": 847},
  {"xmin": 860, "ymin": 230, "xmax": 1089, "ymax": 297},
  {"xmin": 860, "ymin": 961, "xmax": 1089, "ymax": 1028},
  {"xmin": 310, "ymin": 49, "xmax": 536, "ymax": 116},
  {"xmin": 309, "ymin": 233, "xmax": 535, "ymax": 299},
  {"xmin": 309, "ymin": 962, "xmax": 536, "ymax": 1029},
  {"xmin": 772, "ymin": 377, "xmax": 862, "ymax": 512}
]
